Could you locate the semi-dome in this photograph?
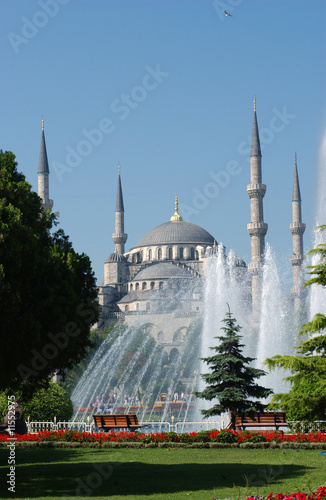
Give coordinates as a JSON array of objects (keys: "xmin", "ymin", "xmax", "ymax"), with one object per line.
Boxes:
[
  {"xmin": 135, "ymin": 220, "xmax": 215, "ymax": 248},
  {"xmin": 105, "ymin": 252, "xmax": 126, "ymax": 263},
  {"xmin": 133, "ymin": 262, "xmax": 194, "ymax": 281}
]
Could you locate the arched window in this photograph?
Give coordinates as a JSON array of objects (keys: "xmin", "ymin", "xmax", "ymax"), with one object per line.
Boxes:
[
  {"xmin": 140, "ymin": 250, "xmax": 143, "ymax": 261},
  {"xmin": 142, "ymin": 282, "xmax": 147, "ymax": 290},
  {"xmin": 179, "ymin": 247, "xmax": 184, "ymax": 259},
  {"xmin": 136, "ymin": 303, "xmax": 139, "ymax": 311},
  {"xmin": 158, "ymin": 331, "xmax": 164, "ymax": 342},
  {"xmin": 157, "ymin": 248, "xmax": 162, "ymax": 260},
  {"xmin": 150, "ymin": 281, "xmax": 155, "ymax": 290},
  {"xmin": 168, "ymin": 247, "xmax": 173, "ymax": 260},
  {"xmin": 169, "ymin": 348, "xmax": 179, "ymax": 363},
  {"xmin": 195, "ymin": 250, "xmax": 199, "ymax": 260},
  {"xmin": 125, "ymin": 305, "xmax": 129, "ymax": 312},
  {"xmin": 190, "ymin": 247, "xmax": 195, "ymax": 260},
  {"xmin": 130, "ymin": 283, "xmax": 133, "ymax": 291},
  {"xmin": 148, "ymin": 249, "xmax": 152, "ymax": 260},
  {"xmin": 159, "ymin": 282, "xmax": 164, "ymax": 290},
  {"xmin": 135, "ymin": 282, "xmax": 139, "ymax": 290},
  {"xmin": 146, "ymin": 302, "xmax": 150, "ymax": 311},
  {"xmin": 173, "ymin": 327, "xmax": 187, "ymax": 343}
]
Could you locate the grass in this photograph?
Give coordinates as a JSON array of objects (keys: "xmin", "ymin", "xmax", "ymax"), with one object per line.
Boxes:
[{"xmin": 0, "ymin": 447, "xmax": 325, "ymax": 499}]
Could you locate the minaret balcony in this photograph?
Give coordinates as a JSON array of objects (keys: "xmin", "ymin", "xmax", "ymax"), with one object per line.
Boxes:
[
  {"xmin": 290, "ymin": 222, "xmax": 306, "ymax": 236},
  {"xmin": 246, "ymin": 183, "xmax": 266, "ymax": 199},
  {"xmin": 247, "ymin": 222, "xmax": 268, "ymax": 237},
  {"xmin": 247, "ymin": 261, "xmax": 263, "ymax": 274},
  {"xmin": 112, "ymin": 232, "xmax": 128, "ymax": 244},
  {"xmin": 290, "ymin": 254, "xmax": 304, "ymax": 266}
]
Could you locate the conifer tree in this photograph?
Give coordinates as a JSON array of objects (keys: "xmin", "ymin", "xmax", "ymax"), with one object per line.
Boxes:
[{"xmin": 195, "ymin": 305, "xmax": 272, "ymax": 429}]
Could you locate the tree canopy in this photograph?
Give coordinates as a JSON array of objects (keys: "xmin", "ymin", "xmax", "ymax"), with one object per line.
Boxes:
[
  {"xmin": 265, "ymin": 225, "xmax": 326, "ymax": 421},
  {"xmin": 195, "ymin": 305, "xmax": 272, "ymax": 429},
  {"xmin": 0, "ymin": 150, "xmax": 99, "ymax": 397}
]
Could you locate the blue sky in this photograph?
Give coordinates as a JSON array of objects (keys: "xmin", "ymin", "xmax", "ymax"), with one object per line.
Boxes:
[{"xmin": 1, "ymin": 0, "xmax": 325, "ymax": 284}]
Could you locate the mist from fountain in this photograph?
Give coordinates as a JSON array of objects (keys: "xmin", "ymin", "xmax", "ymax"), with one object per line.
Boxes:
[
  {"xmin": 72, "ymin": 274, "xmax": 202, "ymax": 424},
  {"xmin": 309, "ymin": 128, "xmax": 326, "ymax": 319}
]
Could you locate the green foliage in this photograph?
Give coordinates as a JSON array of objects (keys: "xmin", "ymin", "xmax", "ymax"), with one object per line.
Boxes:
[
  {"xmin": 245, "ymin": 433, "xmax": 267, "ymax": 443},
  {"xmin": 23, "ymin": 382, "xmax": 73, "ymax": 421},
  {"xmin": 195, "ymin": 305, "xmax": 272, "ymax": 429},
  {"xmin": 265, "ymin": 225, "xmax": 326, "ymax": 421},
  {"xmin": 0, "ymin": 382, "xmax": 72, "ymax": 422},
  {"xmin": 0, "ymin": 151, "xmax": 99, "ymax": 397},
  {"xmin": 215, "ymin": 430, "xmax": 237, "ymax": 443}
]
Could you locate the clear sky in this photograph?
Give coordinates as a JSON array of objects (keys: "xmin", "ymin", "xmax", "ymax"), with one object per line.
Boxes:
[{"xmin": 1, "ymin": 0, "xmax": 325, "ymax": 284}]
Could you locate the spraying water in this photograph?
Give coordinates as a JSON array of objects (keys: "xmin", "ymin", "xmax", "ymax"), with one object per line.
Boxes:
[{"xmin": 309, "ymin": 128, "xmax": 326, "ymax": 318}]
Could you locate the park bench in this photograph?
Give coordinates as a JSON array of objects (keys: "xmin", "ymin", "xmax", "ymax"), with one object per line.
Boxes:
[
  {"xmin": 235, "ymin": 412, "xmax": 288, "ymax": 431},
  {"xmin": 93, "ymin": 413, "xmax": 147, "ymax": 432}
]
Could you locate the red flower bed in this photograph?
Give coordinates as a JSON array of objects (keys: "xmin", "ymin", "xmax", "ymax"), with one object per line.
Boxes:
[
  {"xmin": 1, "ymin": 428, "xmax": 326, "ymax": 443},
  {"xmin": 245, "ymin": 486, "xmax": 326, "ymax": 500}
]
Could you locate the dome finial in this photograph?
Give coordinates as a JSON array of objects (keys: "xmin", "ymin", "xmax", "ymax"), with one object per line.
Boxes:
[
  {"xmin": 213, "ymin": 239, "xmax": 217, "ymax": 247},
  {"xmin": 170, "ymin": 194, "xmax": 183, "ymax": 222},
  {"xmin": 254, "ymin": 96, "xmax": 256, "ymax": 112},
  {"xmin": 118, "ymin": 162, "xmax": 121, "ymax": 175},
  {"xmin": 294, "ymin": 152, "xmax": 297, "ymax": 167},
  {"xmin": 42, "ymin": 116, "xmax": 44, "ymax": 131}
]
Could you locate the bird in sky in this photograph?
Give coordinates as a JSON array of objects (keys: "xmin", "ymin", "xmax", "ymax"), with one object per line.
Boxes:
[{"xmin": 224, "ymin": 10, "xmax": 232, "ymax": 17}]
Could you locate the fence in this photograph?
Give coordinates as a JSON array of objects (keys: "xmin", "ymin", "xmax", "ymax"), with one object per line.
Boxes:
[{"xmin": 26, "ymin": 419, "xmax": 220, "ymax": 434}]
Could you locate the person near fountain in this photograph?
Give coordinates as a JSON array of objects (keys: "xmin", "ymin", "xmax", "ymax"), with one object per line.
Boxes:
[{"xmin": 4, "ymin": 400, "xmax": 27, "ymax": 435}]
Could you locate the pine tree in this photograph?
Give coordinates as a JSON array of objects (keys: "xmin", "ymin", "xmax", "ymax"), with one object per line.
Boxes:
[{"xmin": 195, "ymin": 305, "xmax": 272, "ymax": 430}]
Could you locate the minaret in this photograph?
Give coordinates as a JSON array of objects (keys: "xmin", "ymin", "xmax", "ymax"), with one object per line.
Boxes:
[
  {"xmin": 247, "ymin": 99, "xmax": 268, "ymax": 309},
  {"xmin": 37, "ymin": 117, "xmax": 53, "ymax": 211},
  {"xmin": 112, "ymin": 165, "xmax": 127, "ymax": 254},
  {"xmin": 290, "ymin": 153, "xmax": 306, "ymax": 309}
]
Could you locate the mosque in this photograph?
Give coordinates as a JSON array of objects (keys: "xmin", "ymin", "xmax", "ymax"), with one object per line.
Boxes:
[{"xmin": 37, "ymin": 102, "xmax": 306, "ymax": 357}]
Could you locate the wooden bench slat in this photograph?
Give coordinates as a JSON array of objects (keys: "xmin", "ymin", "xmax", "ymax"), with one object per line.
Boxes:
[
  {"xmin": 93, "ymin": 413, "xmax": 148, "ymax": 432},
  {"xmin": 234, "ymin": 412, "xmax": 288, "ymax": 430}
]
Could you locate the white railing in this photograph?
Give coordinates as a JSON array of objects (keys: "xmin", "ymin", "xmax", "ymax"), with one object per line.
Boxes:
[{"xmin": 25, "ymin": 420, "xmax": 220, "ymax": 434}]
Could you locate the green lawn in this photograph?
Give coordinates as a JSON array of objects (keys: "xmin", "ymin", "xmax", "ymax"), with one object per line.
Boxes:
[{"xmin": 0, "ymin": 448, "xmax": 325, "ymax": 499}]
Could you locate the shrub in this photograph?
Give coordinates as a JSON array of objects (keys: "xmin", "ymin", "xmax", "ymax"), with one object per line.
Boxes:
[
  {"xmin": 24, "ymin": 382, "xmax": 73, "ymax": 421},
  {"xmin": 215, "ymin": 430, "xmax": 237, "ymax": 443}
]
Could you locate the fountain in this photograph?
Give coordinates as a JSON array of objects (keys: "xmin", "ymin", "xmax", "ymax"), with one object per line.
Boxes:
[
  {"xmin": 72, "ymin": 129, "xmax": 326, "ymax": 427},
  {"xmin": 72, "ymin": 275, "xmax": 202, "ymax": 425},
  {"xmin": 72, "ymin": 242, "xmax": 302, "ymax": 426}
]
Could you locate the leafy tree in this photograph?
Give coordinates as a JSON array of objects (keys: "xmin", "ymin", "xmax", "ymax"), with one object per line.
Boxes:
[
  {"xmin": 265, "ymin": 225, "xmax": 326, "ymax": 420},
  {"xmin": 23, "ymin": 382, "xmax": 73, "ymax": 421},
  {"xmin": 195, "ymin": 305, "xmax": 272, "ymax": 429},
  {"xmin": 0, "ymin": 151, "xmax": 99, "ymax": 397},
  {"xmin": 0, "ymin": 382, "xmax": 73, "ymax": 422}
]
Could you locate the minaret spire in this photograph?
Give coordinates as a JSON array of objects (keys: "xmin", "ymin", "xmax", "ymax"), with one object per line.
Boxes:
[
  {"xmin": 247, "ymin": 99, "xmax": 268, "ymax": 310},
  {"xmin": 37, "ymin": 117, "xmax": 53, "ymax": 211},
  {"xmin": 112, "ymin": 164, "xmax": 127, "ymax": 254},
  {"xmin": 290, "ymin": 153, "xmax": 305, "ymax": 309}
]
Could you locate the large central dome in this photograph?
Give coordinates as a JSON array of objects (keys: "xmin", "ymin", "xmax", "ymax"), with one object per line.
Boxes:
[{"xmin": 135, "ymin": 220, "xmax": 215, "ymax": 247}]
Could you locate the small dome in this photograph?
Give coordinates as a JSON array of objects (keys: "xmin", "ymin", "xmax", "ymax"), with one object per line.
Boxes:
[
  {"xmin": 132, "ymin": 262, "xmax": 194, "ymax": 281},
  {"xmin": 235, "ymin": 256, "xmax": 247, "ymax": 268},
  {"xmin": 135, "ymin": 221, "xmax": 215, "ymax": 248},
  {"xmin": 105, "ymin": 252, "xmax": 126, "ymax": 263}
]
